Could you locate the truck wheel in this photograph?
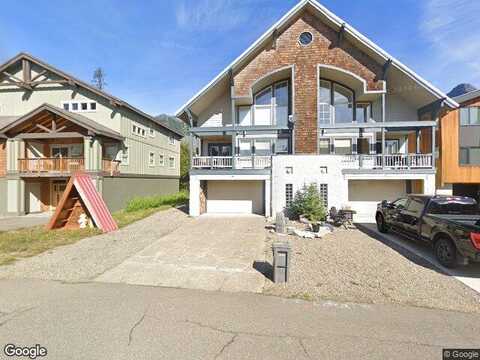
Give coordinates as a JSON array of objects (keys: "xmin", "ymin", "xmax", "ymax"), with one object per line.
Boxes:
[
  {"xmin": 434, "ymin": 237, "xmax": 457, "ymax": 268},
  {"xmin": 376, "ymin": 214, "xmax": 388, "ymax": 233}
]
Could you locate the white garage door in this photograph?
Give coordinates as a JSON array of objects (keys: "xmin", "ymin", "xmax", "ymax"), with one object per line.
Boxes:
[
  {"xmin": 348, "ymin": 180, "xmax": 407, "ymax": 222},
  {"xmin": 207, "ymin": 180, "xmax": 264, "ymax": 215}
]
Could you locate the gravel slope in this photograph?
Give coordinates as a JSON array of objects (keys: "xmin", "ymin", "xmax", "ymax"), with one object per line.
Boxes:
[
  {"xmin": 0, "ymin": 208, "xmax": 191, "ymax": 282},
  {"xmin": 263, "ymin": 228, "xmax": 480, "ymax": 313}
]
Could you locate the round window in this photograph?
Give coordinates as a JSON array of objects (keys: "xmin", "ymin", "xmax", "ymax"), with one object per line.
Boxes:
[{"xmin": 299, "ymin": 31, "xmax": 313, "ymax": 46}]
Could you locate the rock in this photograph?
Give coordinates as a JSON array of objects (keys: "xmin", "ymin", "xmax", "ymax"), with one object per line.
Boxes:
[{"xmin": 293, "ymin": 229, "xmax": 315, "ymax": 239}]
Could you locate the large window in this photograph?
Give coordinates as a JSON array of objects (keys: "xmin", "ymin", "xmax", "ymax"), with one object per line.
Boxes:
[
  {"xmin": 237, "ymin": 138, "xmax": 288, "ymax": 156},
  {"xmin": 460, "ymin": 107, "xmax": 480, "ymax": 125},
  {"xmin": 239, "ymin": 81, "xmax": 289, "ymax": 126},
  {"xmin": 318, "ymin": 79, "xmax": 358, "ymax": 125},
  {"xmin": 333, "ymin": 138, "xmax": 352, "ymax": 155}
]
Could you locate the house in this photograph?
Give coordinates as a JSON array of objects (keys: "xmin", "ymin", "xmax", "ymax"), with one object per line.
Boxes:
[
  {"xmin": 437, "ymin": 89, "xmax": 480, "ymax": 200},
  {"xmin": 176, "ymin": 0, "xmax": 458, "ymax": 221},
  {"xmin": 0, "ymin": 53, "xmax": 183, "ymax": 216}
]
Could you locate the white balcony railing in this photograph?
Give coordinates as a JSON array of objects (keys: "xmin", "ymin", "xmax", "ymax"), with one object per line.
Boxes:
[
  {"xmin": 341, "ymin": 153, "xmax": 433, "ymax": 170},
  {"xmin": 192, "ymin": 156, "xmax": 271, "ymax": 169}
]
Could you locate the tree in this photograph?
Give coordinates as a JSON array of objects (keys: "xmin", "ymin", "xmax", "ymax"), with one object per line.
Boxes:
[
  {"xmin": 180, "ymin": 142, "xmax": 190, "ymax": 190},
  {"xmin": 287, "ymin": 183, "xmax": 326, "ymax": 222},
  {"xmin": 92, "ymin": 68, "xmax": 107, "ymax": 90}
]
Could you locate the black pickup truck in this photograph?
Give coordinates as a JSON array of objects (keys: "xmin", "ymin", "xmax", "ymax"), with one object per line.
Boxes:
[{"xmin": 375, "ymin": 194, "xmax": 480, "ymax": 268}]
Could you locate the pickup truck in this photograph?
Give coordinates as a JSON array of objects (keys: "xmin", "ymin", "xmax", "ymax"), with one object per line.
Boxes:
[{"xmin": 375, "ymin": 194, "xmax": 480, "ymax": 268}]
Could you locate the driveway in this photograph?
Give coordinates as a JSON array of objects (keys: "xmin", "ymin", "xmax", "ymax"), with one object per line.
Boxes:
[
  {"xmin": 95, "ymin": 215, "xmax": 267, "ymax": 292},
  {"xmin": 358, "ymin": 223, "xmax": 480, "ymax": 294},
  {"xmin": 0, "ymin": 213, "xmax": 50, "ymax": 231}
]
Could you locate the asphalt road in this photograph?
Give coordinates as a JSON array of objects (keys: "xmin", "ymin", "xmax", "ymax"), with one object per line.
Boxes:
[{"xmin": 0, "ymin": 279, "xmax": 478, "ymax": 360}]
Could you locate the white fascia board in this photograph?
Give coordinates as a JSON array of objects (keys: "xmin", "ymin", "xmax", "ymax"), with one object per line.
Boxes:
[
  {"xmin": 175, "ymin": 0, "xmax": 458, "ymax": 116},
  {"xmin": 454, "ymin": 89, "xmax": 480, "ymax": 104}
]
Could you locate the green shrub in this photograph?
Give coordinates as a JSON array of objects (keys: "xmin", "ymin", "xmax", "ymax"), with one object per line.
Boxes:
[
  {"xmin": 125, "ymin": 191, "xmax": 189, "ymax": 212},
  {"xmin": 287, "ymin": 183, "xmax": 326, "ymax": 222}
]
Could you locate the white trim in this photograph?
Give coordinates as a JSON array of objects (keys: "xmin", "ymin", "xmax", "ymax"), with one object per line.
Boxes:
[
  {"xmin": 454, "ymin": 89, "xmax": 480, "ymax": 104},
  {"xmin": 132, "ymin": 123, "xmax": 147, "ymax": 138},
  {"xmin": 318, "ymin": 64, "xmax": 386, "ymax": 95},
  {"xmin": 175, "ymin": 0, "xmax": 457, "ymax": 116},
  {"xmin": 298, "ymin": 31, "xmax": 314, "ymax": 46}
]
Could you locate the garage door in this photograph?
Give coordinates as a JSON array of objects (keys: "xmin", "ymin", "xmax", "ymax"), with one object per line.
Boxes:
[
  {"xmin": 206, "ymin": 180, "xmax": 264, "ymax": 215},
  {"xmin": 348, "ymin": 180, "xmax": 407, "ymax": 222}
]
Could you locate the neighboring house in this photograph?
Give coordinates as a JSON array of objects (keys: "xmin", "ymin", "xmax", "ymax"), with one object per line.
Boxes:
[
  {"xmin": 0, "ymin": 53, "xmax": 182, "ymax": 216},
  {"xmin": 177, "ymin": 0, "xmax": 458, "ymax": 221},
  {"xmin": 437, "ymin": 89, "xmax": 480, "ymax": 200}
]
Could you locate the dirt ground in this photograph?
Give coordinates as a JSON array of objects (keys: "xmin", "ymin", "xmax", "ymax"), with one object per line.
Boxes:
[{"xmin": 263, "ymin": 227, "xmax": 480, "ymax": 313}]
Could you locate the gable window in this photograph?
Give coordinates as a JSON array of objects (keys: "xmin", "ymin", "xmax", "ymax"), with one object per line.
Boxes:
[
  {"xmin": 148, "ymin": 152, "xmax": 155, "ymax": 167},
  {"xmin": 245, "ymin": 80, "xmax": 289, "ymax": 127},
  {"xmin": 149, "ymin": 128, "xmax": 155, "ymax": 137},
  {"xmin": 132, "ymin": 124, "xmax": 147, "ymax": 138},
  {"xmin": 299, "ymin": 32, "xmax": 313, "ymax": 46},
  {"xmin": 168, "ymin": 156, "xmax": 175, "ymax": 168},
  {"xmin": 169, "ymin": 136, "xmax": 175, "ymax": 145},
  {"xmin": 318, "ymin": 80, "xmax": 355, "ymax": 125},
  {"xmin": 61, "ymin": 101, "xmax": 97, "ymax": 113}
]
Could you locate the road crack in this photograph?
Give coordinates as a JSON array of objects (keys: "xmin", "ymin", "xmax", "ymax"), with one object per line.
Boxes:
[
  {"xmin": 128, "ymin": 313, "xmax": 146, "ymax": 346},
  {"xmin": 215, "ymin": 334, "xmax": 238, "ymax": 359},
  {"xmin": 0, "ymin": 306, "xmax": 36, "ymax": 327}
]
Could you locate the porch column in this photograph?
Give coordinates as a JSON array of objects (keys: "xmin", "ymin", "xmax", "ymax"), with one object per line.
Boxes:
[
  {"xmin": 416, "ymin": 130, "xmax": 421, "ymax": 154},
  {"xmin": 264, "ymin": 178, "xmax": 271, "ymax": 218},
  {"xmin": 381, "ymin": 128, "xmax": 386, "ymax": 169},
  {"xmin": 6, "ymin": 139, "xmax": 24, "ymax": 173},
  {"xmin": 189, "ymin": 176, "xmax": 200, "ymax": 217},
  {"xmin": 431, "ymin": 126, "xmax": 436, "ymax": 168},
  {"xmin": 83, "ymin": 136, "xmax": 93, "ymax": 171},
  {"xmin": 231, "ymin": 132, "xmax": 237, "ymax": 169}
]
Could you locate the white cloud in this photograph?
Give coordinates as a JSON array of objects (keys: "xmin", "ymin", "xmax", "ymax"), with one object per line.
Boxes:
[
  {"xmin": 420, "ymin": 0, "xmax": 480, "ymax": 85},
  {"xmin": 175, "ymin": 0, "xmax": 251, "ymax": 31}
]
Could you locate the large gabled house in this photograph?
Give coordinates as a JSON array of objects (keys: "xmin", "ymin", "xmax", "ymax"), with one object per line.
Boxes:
[
  {"xmin": 176, "ymin": 0, "xmax": 458, "ymax": 221},
  {"xmin": 0, "ymin": 53, "xmax": 183, "ymax": 216}
]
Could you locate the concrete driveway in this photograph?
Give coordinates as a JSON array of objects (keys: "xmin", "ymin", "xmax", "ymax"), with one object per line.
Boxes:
[
  {"xmin": 96, "ymin": 215, "xmax": 267, "ymax": 292},
  {"xmin": 358, "ymin": 223, "xmax": 480, "ymax": 294},
  {"xmin": 0, "ymin": 213, "xmax": 50, "ymax": 231}
]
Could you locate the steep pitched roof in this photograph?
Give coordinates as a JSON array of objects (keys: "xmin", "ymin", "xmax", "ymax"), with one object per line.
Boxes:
[
  {"xmin": 0, "ymin": 53, "xmax": 184, "ymax": 137},
  {"xmin": 175, "ymin": 0, "xmax": 458, "ymax": 117},
  {"xmin": 454, "ymin": 89, "xmax": 480, "ymax": 104},
  {"xmin": 0, "ymin": 103, "xmax": 124, "ymax": 140},
  {"xmin": 155, "ymin": 114, "xmax": 186, "ymax": 136}
]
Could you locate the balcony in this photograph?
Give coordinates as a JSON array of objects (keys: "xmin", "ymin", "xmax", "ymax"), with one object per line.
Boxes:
[
  {"xmin": 192, "ymin": 156, "xmax": 272, "ymax": 170},
  {"xmin": 18, "ymin": 157, "xmax": 120, "ymax": 176},
  {"xmin": 341, "ymin": 153, "xmax": 433, "ymax": 170}
]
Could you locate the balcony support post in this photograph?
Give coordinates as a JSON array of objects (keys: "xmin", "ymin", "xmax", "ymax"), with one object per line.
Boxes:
[
  {"xmin": 416, "ymin": 129, "xmax": 421, "ymax": 154},
  {"xmin": 231, "ymin": 132, "xmax": 237, "ymax": 169},
  {"xmin": 431, "ymin": 126, "xmax": 436, "ymax": 168},
  {"xmin": 381, "ymin": 128, "xmax": 386, "ymax": 169}
]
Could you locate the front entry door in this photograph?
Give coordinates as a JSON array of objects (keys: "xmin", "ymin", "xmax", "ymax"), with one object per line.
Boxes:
[{"xmin": 51, "ymin": 181, "xmax": 67, "ymax": 210}]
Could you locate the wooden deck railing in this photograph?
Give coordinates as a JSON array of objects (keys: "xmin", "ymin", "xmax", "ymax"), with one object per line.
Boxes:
[
  {"xmin": 192, "ymin": 156, "xmax": 272, "ymax": 169},
  {"xmin": 18, "ymin": 157, "xmax": 85, "ymax": 174},
  {"xmin": 101, "ymin": 159, "xmax": 121, "ymax": 176}
]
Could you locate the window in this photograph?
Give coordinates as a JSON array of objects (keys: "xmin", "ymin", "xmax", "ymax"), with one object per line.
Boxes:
[
  {"xmin": 254, "ymin": 87, "xmax": 273, "ymax": 125},
  {"xmin": 249, "ymin": 81, "xmax": 289, "ymax": 126},
  {"xmin": 460, "ymin": 147, "xmax": 480, "ymax": 165},
  {"xmin": 168, "ymin": 156, "xmax": 175, "ymax": 168},
  {"xmin": 320, "ymin": 166, "xmax": 328, "ymax": 174},
  {"xmin": 299, "ymin": 32, "xmax": 313, "ymax": 46},
  {"xmin": 318, "ymin": 80, "xmax": 355, "ymax": 125},
  {"xmin": 405, "ymin": 197, "xmax": 425, "ymax": 216},
  {"xmin": 148, "ymin": 152, "xmax": 155, "ymax": 167},
  {"xmin": 460, "ymin": 107, "xmax": 480, "ymax": 126},
  {"xmin": 285, "ymin": 184, "xmax": 293, "ymax": 207},
  {"xmin": 274, "ymin": 82, "xmax": 289, "ymax": 127},
  {"xmin": 238, "ymin": 106, "xmax": 252, "ymax": 126},
  {"xmin": 121, "ymin": 147, "xmax": 129, "ymax": 165},
  {"xmin": 132, "ymin": 124, "xmax": 147, "ymax": 137},
  {"xmin": 61, "ymin": 101, "xmax": 97, "ymax": 112},
  {"xmin": 275, "ymin": 138, "xmax": 289, "ymax": 154},
  {"xmin": 385, "ymin": 140, "xmax": 400, "ymax": 154},
  {"xmin": 319, "ymin": 184, "xmax": 328, "ymax": 208},
  {"xmin": 356, "ymin": 103, "xmax": 371, "ymax": 123},
  {"xmin": 158, "ymin": 153, "xmax": 165, "ymax": 166},
  {"xmin": 239, "ymin": 140, "xmax": 252, "ymax": 156},
  {"xmin": 169, "ymin": 136, "xmax": 175, "ymax": 145},
  {"xmin": 285, "ymin": 166, "xmax": 293, "ymax": 174},
  {"xmin": 254, "ymin": 140, "xmax": 272, "ymax": 156},
  {"xmin": 149, "ymin": 128, "xmax": 155, "ymax": 137},
  {"xmin": 334, "ymin": 138, "xmax": 352, "ymax": 155},
  {"xmin": 318, "ymin": 138, "xmax": 331, "ymax": 154},
  {"xmin": 208, "ymin": 143, "xmax": 231, "ymax": 156}
]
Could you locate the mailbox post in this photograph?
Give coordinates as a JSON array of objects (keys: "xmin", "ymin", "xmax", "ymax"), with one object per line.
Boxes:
[{"xmin": 272, "ymin": 242, "xmax": 291, "ymax": 283}]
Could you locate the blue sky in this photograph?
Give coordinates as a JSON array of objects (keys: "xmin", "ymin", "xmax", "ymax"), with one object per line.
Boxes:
[{"xmin": 0, "ymin": 0, "xmax": 479, "ymax": 115}]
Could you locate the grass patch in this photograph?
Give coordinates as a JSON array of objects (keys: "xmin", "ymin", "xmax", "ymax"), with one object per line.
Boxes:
[
  {"xmin": 0, "ymin": 192, "xmax": 188, "ymax": 266},
  {"xmin": 125, "ymin": 191, "xmax": 188, "ymax": 212}
]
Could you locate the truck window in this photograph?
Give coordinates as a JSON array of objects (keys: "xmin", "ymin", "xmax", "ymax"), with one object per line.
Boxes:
[
  {"xmin": 405, "ymin": 197, "xmax": 425, "ymax": 216},
  {"xmin": 427, "ymin": 198, "xmax": 480, "ymax": 215}
]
